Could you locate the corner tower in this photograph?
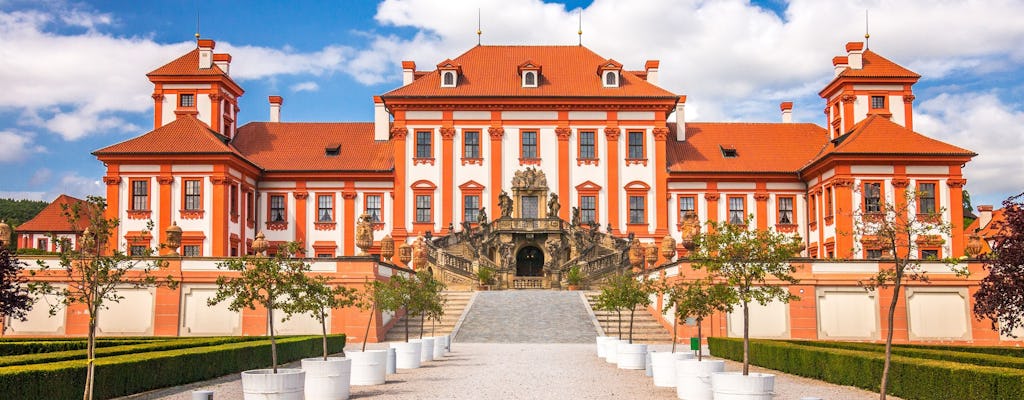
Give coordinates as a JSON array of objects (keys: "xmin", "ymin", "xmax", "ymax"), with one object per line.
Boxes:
[
  {"xmin": 819, "ymin": 42, "xmax": 920, "ymax": 139},
  {"xmin": 147, "ymin": 38, "xmax": 245, "ymax": 138}
]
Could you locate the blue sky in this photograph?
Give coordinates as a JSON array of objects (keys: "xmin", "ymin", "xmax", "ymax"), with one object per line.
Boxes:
[{"xmin": 1, "ymin": 0, "xmax": 1022, "ymax": 209}]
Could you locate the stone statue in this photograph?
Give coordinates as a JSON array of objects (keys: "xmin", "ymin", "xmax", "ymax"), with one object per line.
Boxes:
[
  {"xmin": 478, "ymin": 207, "xmax": 488, "ymax": 224},
  {"xmin": 499, "ymin": 191, "xmax": 513, "ymax": 218},
  {"xmin": 547, "ymin": 193, "xmax": 560, "ymax": 217},
  {"xmin": 570, "ymin": 207, "xmax": 580, "ymax": 227}
]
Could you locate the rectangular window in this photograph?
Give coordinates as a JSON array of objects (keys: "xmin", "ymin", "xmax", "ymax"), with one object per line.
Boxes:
[
  {"xmin": 183, "ymin": 245, "xmax": 201, "ymax": 257},
  {"xmin": 866, "ymin": 249, "xmax": 883, "ymax": 259},
  {"xmin": 179, "ymin": 93, "xmax": 195, "ymax": 108},
  {"xmin": 521, "ymin": 196, "xmax": 538, "ymax": 218},
  {"xmin": 317, "ymin": 195, "xmax": 333, "ymax": 222},
  {"xmin": 825, "ymin": 187, "xmax": 834, "ymax": 217},
  {"xmin": 871, "ymin": 95, "xmax": 885, "ymax": 109},
  {"xmin": 415, "ymin": 130, "xmax": 432, "ymax": 158},
  {"xmin": 366, "ymin": 194, "xmax": 382, "ymax": 222},
  {"xmin": 184, "ymin": 179, "xmax": 202, "ymax": 210},
  {"xmin": 628, "ymin": 131, "xmax": 644, "ymax": 159},
  {"xmin": 921, "ymin": 249, "xmax": 939, "ymax": 260},
  {"xmin": 728, "ymin": 196, "xmax": 745, "ymax": 225},
  {"xmin": 580, "ymin": 195, "xmax": 596, "ymax": 224},
  {"xmin": 229, "ymin": 185, "xmax": 238, "ymax": 216},
  {"xmin": 131, "ymin": 180, "xmax": 148, "ymax": 210},
  {"xmin": 270, "ymin": 194, "xmax": 286, "ymax": 222},
  {"xmin": 129, "ymin": 245, "xmax": 147, "ymax": 256},
  {"xmin": 463, "ymin": 195, "xmax": 480, "ymax": 222},
  {"xmin": 521, "ymin": 131, "xmax": 538, "ymax": 159},
  {"xmin": 579, "ymin": 131, "xmax": 595, "ymax": 159},
  {"xmin": 809, "ymin": 194, "xmax": 818, "ymax": 221},
  {"xmin": 628, "ymin": 195, "xmax": 645, "ymax": 224},
  {"xmin": 864, "ymin": 182, "xmax": 882, "ymax": 213},
  {"xmin": 679, "ymin": 196, "xmax": 695, "ymax": 220},
  {"xmin": 463, "ymin": 130, "xmax": 480, "ymax": 159},
  {"xmin": 37, "ymin": 238, "xmax": 48, "ymax": 251},
  {"xmin": 415, "ymin": 195, "xmax": 432, "ymax": 223},
  {"xmin": 317, "ymin": 253, "xmax": 332, "ymax": 258},
  {"xmin": 918, "ymin": 182, "xmax": 937, "ymax": 214},
  {"xmin": 246, "ymin": 191, "xmax": 254, "ymax": 221},
  {"xmin": 778, "ymin": 197, "xmax": 794, "ymax": 224}
]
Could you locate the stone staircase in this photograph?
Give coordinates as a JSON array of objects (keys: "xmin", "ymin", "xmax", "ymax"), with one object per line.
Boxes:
[
  {"xmin": 584, "ymin": 291, "xmax": 673, "ymax": 343},
  {"xmin": 383, "ymin": 291, "xmax": 474, "ymax": 342},
  {"xmin": 455, "ymin": 291, "xmax": 599, "ymax": 343}
]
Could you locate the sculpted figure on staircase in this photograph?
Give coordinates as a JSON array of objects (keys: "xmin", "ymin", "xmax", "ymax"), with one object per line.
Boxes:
[
  {"xmin": 499, "ymin": 191, "xmax": 513, "ymax": 218},
  {"xmin": 547, "ymin": 193, "xmax": 560, "ymax": 218}
]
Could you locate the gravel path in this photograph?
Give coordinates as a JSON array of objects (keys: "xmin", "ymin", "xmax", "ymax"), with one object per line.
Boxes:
[{"xmin": 119, "ymin": 343, "xmax": 895, "ymax": 400}]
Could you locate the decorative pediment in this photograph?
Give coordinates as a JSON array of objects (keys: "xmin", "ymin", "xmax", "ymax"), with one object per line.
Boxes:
[
  {"xmin": 623, "ymin": 181, "xmax": 651, "ymax": 191},
  {"xmin": 516, "ymin": 60, "xmax": 542, "ymax": 75},
  {"xmin": 511, "ymin": 167, "xmax": 547, "ymax": 190},
  {"xmin": 436, "ymin": 59, "xmax": 462, "ymax": 73},
  {"xmin": 410, "ymin": 180, "xmax": 438, "ymax": 190},
  {"xmin": 459, "ymin": 180, "xmax": 486, "ymax": 191},
  {"xmin": 597, "ymin": 59, "xmax": 623, "ymax": 73},
  {"xmin": 575, "ymin": 181, "xmax": 603, "ymax": 192}
]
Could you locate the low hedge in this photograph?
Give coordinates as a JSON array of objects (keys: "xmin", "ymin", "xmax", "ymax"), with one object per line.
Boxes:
[
  {"xmin": 0, "ymin": 334, "xmax": 346, "ymax": 400},
  {"xmin": 782, "ymin": 340, "xmax": 1024, "ymax": 370},
  {"xmin": 0, "ymin": 340, "xmax": 156, "ymax": 356},
  {"xmin": 709, "ymin": 337, "xmax": 1024, "ymax": 400},
  {"xmin": 0, "ymin": 336, "xmax": 265, "ymax": 367}
]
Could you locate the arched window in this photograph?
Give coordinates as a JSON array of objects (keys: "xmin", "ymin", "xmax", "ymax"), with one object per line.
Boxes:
[
  {"xmin": 442, "ymin": 71, "xmax": 455, "ymax": 87},
  {"xmin": 524, "ymin": 71, "xmax": 536, "ymax": 87},
  {"xmin": 605, "ymin": 71, "xmax": 617, "ymax": 86}
]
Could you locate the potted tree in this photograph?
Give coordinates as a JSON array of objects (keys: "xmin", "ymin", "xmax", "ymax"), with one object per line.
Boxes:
[
  {"xmin": 387, "ymin": 272, "xmax": 423, "ymax": 369},
  {"xmin": 287, "ymin": 274, "xmax": 358, "ymax": 400},
  {"xmin": 565, "ymin": 265, "xmax": 583, "ymax": 290},
  {"xmin": 475, "ymin": 266, "xmax": 493, "ymax": 291},
  {"xmin": 593, "ymin": 281, "xmax": 624, "ymax": 362},
  {"xmin": 692, "ymin": 217, "xmax": 802, "ymax": 400},
  {"xmin": 659, "ymin": 278, "xmax": 735, "ymax": 393},
  {"xmin": 409, "ymin": 270, "xmax": 438, "ymax": 363},
  {"xmin": 208, "ymin": 241, "xmax": 309, "ymax": 399},
  {"xmin": 349, "ymin": 279, "xmax": 392, "ymax": 385},
  {"xmin": 609, "ymin": 271, "xmax": 654, "ymax": 370}
]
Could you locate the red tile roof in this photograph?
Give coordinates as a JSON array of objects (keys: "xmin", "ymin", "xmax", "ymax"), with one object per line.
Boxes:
[
  {"xmin": 233, "ymin": 122, "xmax": 394, "ymax": 172},
  {"xmin": 666, "ymin": 122, "xmax": 828, "ymax": 174},
  {"xmin": 383, "ymin": 45, "xmax": 677, "ymax": 98},
  {"xmin": 837, "ymin": 50, "xmax": 920, "ymax": 79},
  {"xmin": 93, "ymin": 115, "xmax": 244, "ymax": 157},
  {"xmin": 808, "ymin": 115, "xmax": 975, "ymax": 165},
  {"xmin": 16, "ymin": 195, "xmax": 91, "ymax": 233},
  {"xmin": 147, "ymin": 48, "xmax": 228, "ymax": 77}
]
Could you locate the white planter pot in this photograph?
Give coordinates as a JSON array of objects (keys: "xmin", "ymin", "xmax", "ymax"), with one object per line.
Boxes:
[
  {"xmin": 604, "ymin": 339, "xmax": 623, "ymax": 364},
  {"xmin": 417, "ymin": 337, "xmax": 436, "ymax": 362},
  {"xmin": 676, "ymin": 359, "xmax": 725, "ymax": 400},
  {"xmin": 616, "ymin": 342, "xmax": 648, "ymax": 370},
  {"xmin": 433, "ymin": 336, "xmax": 446, "ymax": 359},
  {"xmin": 240, "ymin": 368, "xmax": 305, "ymax": 400},
  {"xmin": 651, "ymin": 352, "xmax": 694, "ymax": 388},
  {"xmin": 711, "ymin": 372, "xmax": 775, "ymax": 400},
  {"xmin": 385, "ymin": 347, "xmax": 396, "ymax": 375},
  {"xmin": 346, "ymin": 350, "xmax": 387, "ymax": 386},
  {"xmin": 596, "ymin": 336, "xmax": 616, "ymax": 358},
  {"xmin": 391, "ymin": 341, "xmax": 422, "ymax": 369},
  {"xmin": 646, "ymin": 350, "xmax": 655, "ymax": 377},
  {"xmin": 301, "ymin": 357, "xmax": 351, "ymax": 400}
]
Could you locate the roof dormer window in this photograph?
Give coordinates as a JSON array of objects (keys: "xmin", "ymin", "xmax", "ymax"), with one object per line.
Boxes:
[
  {"xmin": 442, "ymin": 71, "xmax": 456, "ymax": 87},
  {"xmin": 325, "ymin": 144, "xmax": 340, "ymax": 157},
  {"xmin": 604, "ymin": 71, "xmax": 619, "ymax": 87},
  {"xmin": 517, "ymin": 60, "xmax": 541, "ymax": 88},
  {"xmin": 598, "ymin": 59, "xmax": 623, "ymax": 88},
  {"xmin": 523, "ymin": 71, "xmax": 537, "ymax": 87},
  {"xmin": 436, "ymin": 59, "xmax": 462, "ymax": 88},
  {"xmin": 720, "ymin": 145, "xmax": 738, "ymax": 158}
]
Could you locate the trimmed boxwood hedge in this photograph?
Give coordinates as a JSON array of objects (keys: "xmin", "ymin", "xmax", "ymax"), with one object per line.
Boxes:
[
  {"xmin": 0, "ymin": 340, "xmax": 157, "ymax": 356},
  {"xmin": 709, "ymin": 337, "xmax": 1024, "ymax": 400},
  {"xmin": 781, "ymin": 340, "xmax": 1024, "ymax": 370},
  {"xmin": 0, "ymin": 334, "xmax": 346, "ymax": 400},
  {"xmin": 0, "ymin": 336, "xmax": 266, "ymax": 367}
]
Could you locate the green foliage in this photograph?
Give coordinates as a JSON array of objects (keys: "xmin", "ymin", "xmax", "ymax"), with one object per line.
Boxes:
[
  {"xmin": 0, "ymin": 244, "xmax": 33, "ymax": 326},
  {"xmin": 565, "ymin": 265, "xmax": 583, "ymax": 286},
  {"xmin": 974, "ymin": 192, "xmax": 1024, "ymax": 337},
  {"xmin": 709, "ymin": 338, "xmax": 1024, "ymax": 400},
  {"xmin": 0, "ymin": 198, "xmax": 48, "ymax": 227},
  {"xmin": 410, "ymin": 270, "xmax": 446, "ymax": 337},
  {"xmin": 0, "ymin": 340, "xmax": 155, "ymax": 356},
  {"xmin": 0, "ymin": 337, "xmax": 262, "ymax": 367},
  {"xmin": 284, "ymin": 273, "xmax": 357, "ymax": 359},
  {"xmin": 600, "ymin": 271, "xmax": 653, "ymax": 343},
  {"xmin": 659, "ymin": 278, "xmax": 735, "ymax": 356},
  {"xmin": 0, "ymin": 335, "xmax": 345, "ymax": 400},
  {"xmin": 779, "ymin": 340, "xmax": 1024, "ymax": 370},
  {"xmin": 15, "ymin": 248, "xmax": 58, "ymax": 256},
  {"xmin": 476, "ymin": 265, "xmax": 494, "ymax": 285}
]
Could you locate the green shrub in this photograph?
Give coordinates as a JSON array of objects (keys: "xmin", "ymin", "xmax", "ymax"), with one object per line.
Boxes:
[
  {"xmin": 782, "ymin": 340, "xmax": 1024, "ymax": 370},
  {"xmin": 710, "ymin": 337, "xmax": 1024, "ymax": 400},
  {"xmin": 0, "ymin": 336, "xmax": 264, "ymax": 367},
  {"xmin": 0, "ymin": 334, "xmax": 345, "ymax": 400},
  {"xmin": 0, "ymin": 340, "xmax": 157, "ymax": 356}
]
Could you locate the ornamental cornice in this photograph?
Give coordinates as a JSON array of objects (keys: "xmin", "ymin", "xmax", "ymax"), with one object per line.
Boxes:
[
  {"xmin": 488, "ymin": 126, "xmax": 505, "ymax": 139},
  {"xmin": 103, "ymin": 176, "xmax": 121, "ymax": 185},
  {"xmin": 440, "ymin": 127, "xmax": 456, "ymax": 140},
  {"xmin": 947, "ymin": 178, "xmax": 967, "ymax": 188},
  {"xmin": 840, "ymin": 94, "xmax": 857, "ymax": 103},
  {"xmin": 384, "ymin": 102, "xmax": 676, "ymax": 111},
  {"xmin": 652, "ymin": 127, "xmax": 670, "ymax": 141},
  {"xmin": 555, "ymin": 127, "xmax": 571, "ymax": 141},
  {"xmin": 390, "ymin": 127, "xmax": 408, "ymax": 140},
  {"xmin": 903, "ymin": 94, "xmax": 916, "ymax": 103},
  {"xmin": 210, "ymin": 176, "xmax": 232, "ymax": 185},
  {"xmin": 604, "ymin": 127, "xmax": 621, "ymax": 140},
  {"xmin": 208, "ymin": 93, "xmax": 223, "ymax": 102},
  {"xmin": 293, "ymin": 191, "xmax": 309, "ymax": 200},
  {"xmin": 832, "ymin": 178, "xmax": 855, "ymax": 188},
  {"xmin": 704, "ymin": 192, "xmax": 720, "ymax": 201},
  {"xmin": 891, "ymin": 178, "xmax": 910, "ymax": 188},
  {"xmin": 754, "ymin": 193, "xmax": 770, "ymax": 201}
]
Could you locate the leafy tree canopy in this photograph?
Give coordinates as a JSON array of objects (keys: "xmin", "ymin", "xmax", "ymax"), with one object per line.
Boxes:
[{"xmin": 974, "ymin": 193, "xmax": 1024, "ymax": 337}]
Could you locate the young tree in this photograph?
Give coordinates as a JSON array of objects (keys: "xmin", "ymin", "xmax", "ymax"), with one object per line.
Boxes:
[
  {"xmin": 208, "ymin": 241, "xmax": 307, "ymax": 373},
  {"xmin": 356, "ymin": 277, "xmax": 400, "ymax": 351},
  {"xmin": 660, "ymin": 278, "xmax": 735, "ymax": 359},
  {"xmin": 595, "ymin": 275, "xmax": 625, "ymax": 337},
  {"xmin": 974, "ymin": 193, "xmax": 1024, "ymax": 338},
  {"xmin": 0, "ymin": 243, "xmax": 34, "ymax": 332},
  {"xmin": 851, "ymin": 190, "xmax": 965, "ymax": 400},
  {"xmin": 285, "ymin": 274, "xmax": 358, "ymax": 360},
  {"xmin": 28, "ymin": 196, "xmax": 175, "ymax": 400},
  {"xmin": 388, "ymin": 272, "xmax": 419, "ymax": 342},
  {"xmin": 691, "ymin": 217, "xmax": 802, "ymax": 375},
  {"xmin": 619, "ymin": 272, "xmax": 653, "ymax": 344}
]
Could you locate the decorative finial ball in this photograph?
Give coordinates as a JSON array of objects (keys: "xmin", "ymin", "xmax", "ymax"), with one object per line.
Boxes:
[
  {"xmin": 195, "ymin": 33, "xmax": 201, "ymax": 39},
  {"xmin": 477, "ymin": 29, "xmax": 482, "ymax": 35},
  {"xmin": 865, "ymin": 33, "xmax": 870, "ymax": 39}
]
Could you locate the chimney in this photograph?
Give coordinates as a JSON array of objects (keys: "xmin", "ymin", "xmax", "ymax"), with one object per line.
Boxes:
[
  {"xmin": 213, "ymin": 53, "xmax": 232, "ymax": 75},
  {"xmin": 832, "ymin": 56, "xmax": 848, "ymax": 77},
  {"xmin": 197, "ymin": 39, "xmax": 215, "ymax": 69},
  {"xmin": 644, "ymin": 60, "xmax": 660, "ymax": 86},
  {"xmin": 402, "ymin": 61, "xmax": 416, "ymax": 86},
  {"xmin": 269, "ymin": 96, "xmax": 283, "ymax": 122},
  {"xmin": 846, "ymin": 42, "xmax": 865, "ymax": 70},
  {"xmin": 675, "ymin": 96, "xmax": 687, "ymax": 141},
  {"xmin": 374, "ymin": 96, "xmax": 390, "ymax": 141},
  {"xmin": 780, "ymin": 101, "xmax": 793, "ymax": 123},
  {"xmin": 977, "ymin": 205, "xmax": 993, "ymax": 231}
]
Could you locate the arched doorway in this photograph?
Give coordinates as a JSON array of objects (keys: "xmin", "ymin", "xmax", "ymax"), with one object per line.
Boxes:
[{"xmin": 515, "ymin": 246, "xmax": 544, "ymax": 276}]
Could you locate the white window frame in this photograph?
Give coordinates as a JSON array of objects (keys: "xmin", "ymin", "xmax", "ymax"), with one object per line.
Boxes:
[
  {"xmin": 441, "ymin": 70, "xmax": 457, "ymax": 87},
  {"xmin": 603, "ymin": 70, "xmax": 619, "ymax": 87},
  {"xmin": 522, "ymin": 71, "xmax": 538, "ymax": 88}
]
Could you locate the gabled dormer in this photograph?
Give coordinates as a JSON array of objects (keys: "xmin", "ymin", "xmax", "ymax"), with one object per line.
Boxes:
[
  {"xmin": 598, "ymin": 59, "xmax": 623, "ymax": 88},
  {"xmin": 437, "ymin": 59, "xmax": 462, "ymax": 88},
  {"xmin": 517, "ymin": 60, "xmax": 541, "ymax": 88},
  {"xmin": 819, "ymin": 42, "xmax": 921, "ymax": 139}
]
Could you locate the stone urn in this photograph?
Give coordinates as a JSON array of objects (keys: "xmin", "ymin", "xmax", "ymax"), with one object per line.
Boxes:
[
  {"xmin": 660, "ymin": 236, "xmax": 676, "ymax": 261},
  {"xmin": 398, "ymin": 242, "xmax": 412, "ymax": 265},
  {"xmin": 355, "ymin": 213, "xmax": 373, "ymax": 255},
  {"xmin": 251, "ymin": 231, "xmax": 269, "ymax": 255},
  {"xmin": 628, "ymin": 241, "xmax": 643, "ymax": 272},
  {"xmin": 645, "ymin": 244, "xmax": 658, "ymax": 268},
  {"xmin": 965, "ymin": 234, "xmax": 984, "ymax": 258},
  {"xmin": 380, "ymin": 234, "xmax": 395, "ymax": 261},
  {"xmin": 0, "ymin": 219, "xmax": 11, "ymax": 248},
  {"xmin": 680, "ymin": 211, "xmax": 700, "ymax": 250},
  {"xmin": 165, "ymin": 222, "xmax": 182, "ymax": 255}
]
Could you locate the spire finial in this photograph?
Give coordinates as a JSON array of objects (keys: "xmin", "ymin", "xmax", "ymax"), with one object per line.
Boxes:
[
  {"xmin": 477, "ymin": 8, "xmax": 482, "ymax": 46},
  {"xmin": 194, "ymin": 10, "xmax": 201, "ymax": 42},
  {"xmin": 577, "ymin": 9, "xmax": 583, "ymax": 46},
  {"xmin": 864, "ymin": 9, "xmax": 870, "ymax": 49}
]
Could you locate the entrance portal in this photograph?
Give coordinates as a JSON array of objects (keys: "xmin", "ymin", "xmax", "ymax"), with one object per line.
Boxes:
[{"xmin": 515, "ymin": 246, "xmax": 544, "ymax": 276}]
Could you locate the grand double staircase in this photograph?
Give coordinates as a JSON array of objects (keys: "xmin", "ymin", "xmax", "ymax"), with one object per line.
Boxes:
[{"xmin": 382, "ymin": 291, "xmax": 473, "ymax": 342}]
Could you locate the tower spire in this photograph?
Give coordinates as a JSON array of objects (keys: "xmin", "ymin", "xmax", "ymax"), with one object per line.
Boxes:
[
  {"xmin": 578, "ymin": 9, "xmax": 583, "ymax": 46},
  {"xmin": 477, "ymin": 8, "xmax": 482, "ymax": 46},
  {"xmin": 864, "ymin": 9, "xmax": 870, "ymax": 49},
  {"xmin": 194, "ymin": 10, "xmax": 200, "ymax": 41}
]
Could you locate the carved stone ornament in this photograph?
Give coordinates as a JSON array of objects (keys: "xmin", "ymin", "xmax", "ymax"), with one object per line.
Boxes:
[
  {"xmin": 103, "ymin": 176, "xmax": 121, "ymax": 185},
  {"xmin": 251, "ymin": 231, "xmax": 269, "ymax": 255},
  {"xmin": 754, "ymin": 193, "xmax": 770, "ymax": 201},
  {"xmin": 547, "ymin": 193, "xmax": 561, "ymax": 217},
  {"xmin": 511, "ymin": 167, "xmax": 548, "ymax": 190},
  {"xmin": 604, "ymin": 127, "xmax": 621, "ymax": 140},
  {"xmin": 390, "ymin": 126, "xmax": 408, "ymax": 140},
  {"xmin": 488, "ymin": 126, "xmax": 505, "ymax": 139},
  {"xmin": 947, "ymin": 178, "xmax": 967, "ymax": 188},
  {"xmin": 652, "ymin": 127, "xmax": 670, "ymax": 141},
  {"xmin": 355, "ymin": 213, "xmax": 373, "ymax": 255},
  {"xmin": 498, "ymin": 191, "xmax": 513, "ymax": 218},
  {"xmin": 680, "ymin": 211, "xmax": 700, "ymax": 250},
  {"xmin": 0, "ymin": 219, "xmax": 11, "ymax": 247},
  {"xmin": 398, "ymin": 242, "xmax": 412, "ymax": 264},
  {"xmin": 555, "ymin": 127, "xmax": 571, "ymax": 141},
  {"xmin": 380, "ymin": 234, "xmax": 395, "ymax": 260},
  {"xmin": 891, "ymin": 178, "xmax": 910, "ymax": 188},
  {"xmin": 165, "ymin": 222, "xmax": 183, "ymax": 255},
  {"xmin": 840, "ymin": 94, "xmax": 857, "ymax": 103},
  {"xmin": 704, "ymin": 192, "xmax": 720, "ymax": 201},
  {"xmin": 903, "ymin": 94, "xmax": 916, "ymax": 103},
  {"xmin": 440, "ymin": 127, "xmax": 456, "ymax": 140},
  {"xmin": 965, "ymin": 234, "xmax": 984, "ymax": 258},
  {"xmin": 832, "ymin": 178, "xmax": 855, "ymax": 187},
  {"xmin": 660, "ymin": 235, "xmax": 676, "ymax": 260},
  {"xmin": 412, "ymin": 235, "xmax": 427, "ymax": 267},
  {"xmin": 645, "ymin": 244, "xmax": 658, "ymax": 265}
]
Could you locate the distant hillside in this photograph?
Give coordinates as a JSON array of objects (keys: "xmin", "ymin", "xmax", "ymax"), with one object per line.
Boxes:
[{"xmin": 0, "ymin": 198, "xmax": 49, "ymax": 227}]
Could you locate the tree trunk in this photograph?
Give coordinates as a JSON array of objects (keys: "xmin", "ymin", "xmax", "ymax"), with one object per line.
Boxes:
[
  {"xmin": 269, "ymin": 306, "xmax": 278, "ymax": 373},
  {"xmin": 419, "ymin": 313, "xmax": 425, "ymax": 339},
  {"xmin": 361, "ymin": 303, "xmax": 375, "ymax": 352},
  {"xmin": 404, "ymin": 307, "xmax": 410, "ymax": 342},
  {"xmin": 671, "ymin": 315, "xmax": 678, "ymax": 353},
  {"xmin": 84, "ymin": 316, "xmax": 96, "ymax": 400},
  {"xmin": 742, "ymin": 301, "xmax": 749, "ymax": 375},
  {"xmin": 697, "ymin": 319, "xmax": 703, "ymax": 362},
  {"xmin": 628, "ymin": 307, "xmax": 636, "ymax": 344},
  {"xmin": 880, "ymin": 279, "xmax": 902, "ymax": 400},
  {"xmin": 616, "ymin": 309, "xmax": 623, "ymax": 338},
  {"xmin": 321, "ymin": 310, "xmax": 329, "ymax": 360}
]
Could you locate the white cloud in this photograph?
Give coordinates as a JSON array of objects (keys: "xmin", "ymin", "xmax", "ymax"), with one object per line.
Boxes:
[
  {"xmin": 0, "ymin": 191, "xmax": 46, "ymax": 201},
  {"xmin": 915, "ymin": 92, "xmax": 1024, "ymax": 206},
  {"xmin": 0, "ymin": 171, "xmax": 101, "ymax": 202},
  {"xmin": 0, "ymin": 130, "xmax": 44, "ymax": 163},
  {"xmin": 29, "ymin": 168, "xmax": 52, "ymax": 186},
  {"xmin": 290, "ymin": 81, "xmax": 319, "ymax": 92}
]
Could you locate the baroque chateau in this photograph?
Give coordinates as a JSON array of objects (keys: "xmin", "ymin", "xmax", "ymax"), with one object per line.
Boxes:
[{"xmin": 7, "ymin": 37, "xmax": 1019, "ymax": 345}]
